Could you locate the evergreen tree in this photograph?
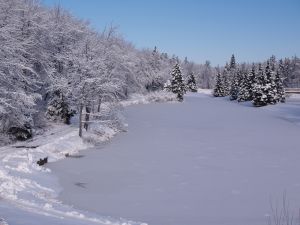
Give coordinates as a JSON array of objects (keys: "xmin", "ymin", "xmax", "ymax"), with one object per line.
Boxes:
[
  {"xmin": 238, "ymin": 64, "xmax": 256, "ymax": 102},
  {"xmin": 170, "ymin": 63, "xmax": 186, "ymax": 101},
  {"xmin": 222, "ymin": 64, "xmax": 231, "ymax": 96},
  {"xmin": 46, "ymin": 91, "xmax": 75, "ymax": 124},
  {"xmin": 265, "ymin": 61, "xmax": 277, "ymax": 104},
  {"xmin": 230, "ymin": 69, "xmax": 241, "ymax": 100},
  {"xmin": 186, "ymin": 72, "xmax": 197, "ymax": 92},
  {"xmin": 276, "ymin": 60, "xmax": 286, "ymax": 103},
  {"xmin": 213, "ymin": 71, "xmax": 225, "ymax": 97},
  {"xmin": 269, "ymin": 55, "xmax": 277, "ymax": 70},
  {"xmin": 252, "ymin": 64, "xmax": 268, "ymax": 107},
  {"xmin": 228, "ymin": 54, "xmax": 237, "ymax": 85},
  {"xmin": 229, "ymin": 54, "xmax": 236, "ymax": 70},
  {"xmin": 248, "ymin": 64, "xmax": 256, "ymax": 99}
]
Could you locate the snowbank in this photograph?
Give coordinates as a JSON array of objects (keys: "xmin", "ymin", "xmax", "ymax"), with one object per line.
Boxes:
[
  {"xmin": 0, "ymin": 123, "xmax": 144, "ymax": 225},
  {"xmin": 197, "ymin": 88, "xmax": 213, "ymax": 95},
  {"xmin": 120, "ymin": 91, "xmax": 177, "ymax": 107}
]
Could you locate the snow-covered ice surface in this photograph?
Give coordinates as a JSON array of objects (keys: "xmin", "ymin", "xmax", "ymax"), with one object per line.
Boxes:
[
  {"xmin": 48, "ymin": 93, "xmax": 300, "ymax": 225},
  {"xmin": 0, "ymin": 123, "xmax": 143, "ymax": 225}
]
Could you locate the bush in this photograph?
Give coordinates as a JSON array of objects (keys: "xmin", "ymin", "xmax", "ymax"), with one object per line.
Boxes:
[{"xmin": 8, "ymin": 125, "xmax": 32, "ymax": 141}]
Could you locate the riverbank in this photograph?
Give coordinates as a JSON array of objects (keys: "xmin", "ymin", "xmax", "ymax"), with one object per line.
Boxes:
[
  {"xmin": 0, "ymin": 91, "xmax": 177, "ymax": 225},
  {"xmin": 49, "ymin": 93, "xmax": 300, "ymax": 225}
]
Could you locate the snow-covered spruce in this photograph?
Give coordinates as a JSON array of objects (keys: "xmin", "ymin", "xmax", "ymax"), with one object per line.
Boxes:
[
  {"xmin": 214, "ymin": 54, "xmax": 289, "ymax": 107},
  {"xmin": 237, "ymin": 64, "xmax": 256, "ymax": 102},
  {"xmin": 213, "ymin": 71, "xmax": 225, "ymax": 97},
  {"xmin": 252, "ymin": 64, "xmax": 268, "ymax": 106},
  {"xmin": 186, "ymin": 72, "xmax": 197, "ymax": 92},
  {"xmin": 46, "ymin": 91, "xmax": 75, "ymax": 124},
  {"xmin": 265, "ymin": 61, "xmax": 278, "ymax": 104},
  {"xmin": 276, "ymin": 59, "xmax": 286, "ymax": 103},
  {"xmin": 227, "ymin": 54, "xmax": 237, "ymax": 88},
  {"xmin": 252, "ymin": 61, "xmax": 278, "ymax": 107},
  {"xmin": 229, "ymin": 54, "xmax": 236, "ymax": 71},
  {"xmin": 222, "ymin": 63, "xmax": 231, "ymax": 96},
  {"xmin": 229, "ymin": 69, "xmax": 241, "ymax": 101},
  {"xmin": 168, "ymin": 63, "xmax": 186, "ymax": 101}
]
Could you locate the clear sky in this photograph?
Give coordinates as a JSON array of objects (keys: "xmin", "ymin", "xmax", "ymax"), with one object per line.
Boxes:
[{"xmin": 42, "ymin": 0, "xmax": 300, "ymax": 66}]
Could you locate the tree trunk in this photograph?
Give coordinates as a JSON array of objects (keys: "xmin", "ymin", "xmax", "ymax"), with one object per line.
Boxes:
[
  {"xmin": 79, "ymin": 104, "xmax": 83, "ymax": 137},
  {"xmin": 97, "ymin": 98, "xmax": 102, "ymax": 113},
  {"xmin": 84, "ymin": 106, "xmax": 91, "ymax": 131}
]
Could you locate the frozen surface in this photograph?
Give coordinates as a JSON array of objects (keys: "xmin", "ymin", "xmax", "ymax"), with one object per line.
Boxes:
[
  {"xmin": 0, "ymin": 123, "xmax": 142, "ymax": 225},
  {"xmin": 49, "ymin": 93, "xmax": 300, "ymax": 225}
]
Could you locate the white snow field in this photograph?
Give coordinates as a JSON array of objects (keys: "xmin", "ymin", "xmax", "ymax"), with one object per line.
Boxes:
[
  {"xmin": 0, "ymin": 123, "xmax": 144, "ymax": 225},
  {"xmin": 48, "ymin": 93, "xmax": 300, "ymax": 225}
]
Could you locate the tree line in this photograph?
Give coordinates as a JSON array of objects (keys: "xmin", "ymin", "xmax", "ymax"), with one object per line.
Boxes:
[
  {"xmin": 213, "ymin": 55, "xmax": 300, "ymax": 106},
  {"xmin": 0, "ymin": 0, "xmax": 216, "ymax": 140},
  {"xmin": 1, "ymin": 0, "xmax": 299, "ymax": 140},
  {"xmin": 164, "ymin": 63, "xmax": 197, "ymax": 101}
]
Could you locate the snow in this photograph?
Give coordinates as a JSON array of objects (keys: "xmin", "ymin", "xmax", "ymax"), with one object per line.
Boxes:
[
  {"xmin": 1, "ymin": 92, "xmax": 300, "ymax": 225},
  {"xmin": 261, "ymin": 95, "xmax": 300, "ymax": 126},
  {"xmin": 0, "ymin": 218, "xmax": 9, "ymax": 225},
  {"xmin": 48, "ymin": 93, "xmax": 300, "ymax": 225},
  {"xmin": 120, "ymin": 91, "xmax": 177, "ymax": 107},
  {"xmin": 288, "ymin": 93, "xmax": 300, "ymax": 99},
  {"xmin": 0, "ymin": 123, "xmax": 143, "ymax": 225},
  {"xmin": 197, "ymin": 88, "xmax": 213, "ymax": 95},
  {"xmin": 0, "ymin": 92, "xmax": 175, "ymax": 225}
]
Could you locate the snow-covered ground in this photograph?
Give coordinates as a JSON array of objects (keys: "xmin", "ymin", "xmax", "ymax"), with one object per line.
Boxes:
[
  {"xmin": 120, "ymin": 91, "xmax": 177, "ymax": 107},
  {"xmin": 1, "ymin": 91, "xmax": 300, "ymax": 225},
  {"xmin": 45, "ymin": 92, "xmax": 300, "ymax": 225},
  {"xmin": 0, "ymin": 123, "xmax": 144, "ymax": 225},
  {"xmin": 0, "ymin": 91, "xmax": 176, "ymax": 225}
]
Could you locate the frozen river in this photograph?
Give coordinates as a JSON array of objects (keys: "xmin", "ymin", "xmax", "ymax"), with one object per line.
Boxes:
[{"xmin": 49, "ymin": 93, "xmax": 300, "ymax": 225}]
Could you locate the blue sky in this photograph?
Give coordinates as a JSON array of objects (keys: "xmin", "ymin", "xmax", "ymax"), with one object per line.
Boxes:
[{"xmin": 42, "ymin": 0, "xmax": 300, "ymax": 65}]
